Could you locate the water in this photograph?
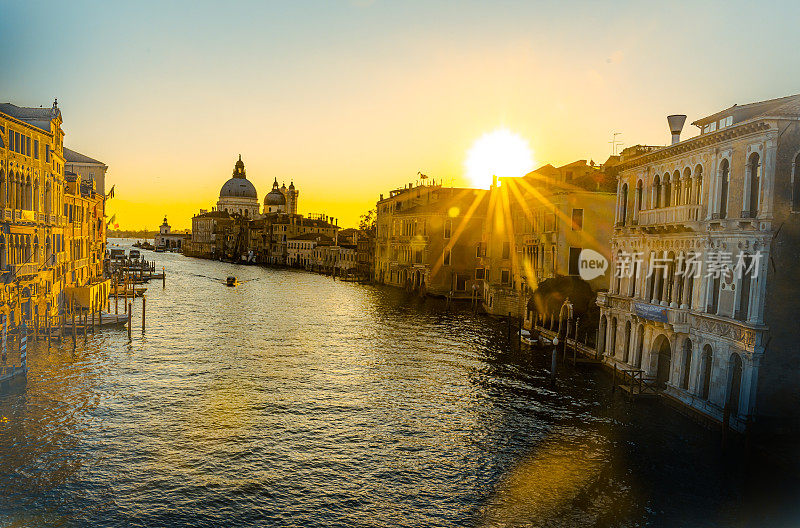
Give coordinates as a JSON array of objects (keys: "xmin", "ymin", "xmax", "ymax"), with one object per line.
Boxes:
[{"xmin": 1, "ymin": 240, "xmax": 798, "ymax": 527}]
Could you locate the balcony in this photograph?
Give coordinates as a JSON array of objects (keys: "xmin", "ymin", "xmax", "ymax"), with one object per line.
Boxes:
[
  {"xmin": 635, "ymin": 204, "xmax": 701, "ymax": 231},
  {"xmin": 12, "ymin": 263, "xmax": 39, "ymax": 277},
  {"xmin": 15, "ymin": 210, "xmax": 36, "ymax": 223}
]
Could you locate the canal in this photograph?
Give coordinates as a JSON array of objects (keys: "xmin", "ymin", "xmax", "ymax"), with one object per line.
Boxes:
[{"xmin": 1, "ymin": 240, "xmax": 798, "ymax": 527}]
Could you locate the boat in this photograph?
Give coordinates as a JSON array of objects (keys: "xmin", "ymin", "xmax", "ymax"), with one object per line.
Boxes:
[
  {"xmin": 226, "ymin": 276, "xmax": 238, "ymax": 287},
  {"xmin": 110, "ymin": 285, "xmax": 147, "ymax": 297},
  {"xmin": 63, "ymin": 312, "xmax": 129, "ymax": 330},
  {"xmin": 129, "ymin": 249, "xmax": 141, "ymax": 259},
  {"xmin": 519, "ymin": 328, "xmax": 538, "ymax": 346}
]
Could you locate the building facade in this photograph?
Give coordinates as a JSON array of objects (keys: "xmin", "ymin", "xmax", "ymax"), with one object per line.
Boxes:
[
  {"xmin": 0, "ymin": 100, "xmax": 110, "ymax": 332},
  {"xmin": 64, "ymin": 147, "xmax": 108, "ymax": 195},
  {"xmin": 154, "ymin": 216, "xmax": 190, "ymax": 250},
  {"xmin": 598, "ymin": 94, "xmax": 800, "ymax": 433},
  {"xmin": 481, "ymin": 161, "xmax": 616, "ymax": 323},
  {"xmin": 375, "ymin": 183, "xmax": 489, "ymax": 297}
]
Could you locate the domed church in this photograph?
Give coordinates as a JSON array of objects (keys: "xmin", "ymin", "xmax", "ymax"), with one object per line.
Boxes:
[
  {"xmin": 217, "ymin": 155, "xmax": 260, "ymax": 217},
  {"xmin": 264, "ymin": 178, "xmax": 299, "ymax": 214}
]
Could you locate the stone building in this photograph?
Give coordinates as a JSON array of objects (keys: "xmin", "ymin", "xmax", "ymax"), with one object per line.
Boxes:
[
  {"xmin": 185, "ymin": 210, "xmax": 231, "ymax": 258},
  {"xmin": 375, "ymin": 183, "xmax": 489, "ymax": 297},
  {"xmin": 287, "ymin": 233, "xmax": 332, "ymax": 268},
  {"xmin": 598, "ymin": 93, "xmax": 800, "ymax": 433},
  {"xmin": 64, "ymin": 147, "xmax": 108, "ymax": 195},
  {"xmin": 481, "ymin": 161, "xmax": 616, "ymax": 322},
  {"xmin": 0, "ymin": 100, "xmax": 110, "ymax": 330},
  {"xmin": 154, "ymin": 216, "xmax": 190, "ymax": 250}
]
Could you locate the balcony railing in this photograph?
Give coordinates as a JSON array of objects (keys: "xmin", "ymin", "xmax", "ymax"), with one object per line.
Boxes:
[
  {"xmin": 12, "ymin": 263, "xmax": 39, "ymax": 277},
  {"xmin": 636, "ymin": 204, "xmax": 701, "ymax": 227}
]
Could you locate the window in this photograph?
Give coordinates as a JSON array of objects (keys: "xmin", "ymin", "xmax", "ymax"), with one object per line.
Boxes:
[
  {"xmin": 475, "ymin": 268, "xmax": 485, "ymax": 280},
  {"xmin": 568, "ymin": 247, "xmax": 581, "ymax": 275},
  {"xmin": 572, "ymin": 208, "xmax": 584, "ymax": 230},
  {"xmin": 443, "ymin": 219, "xmax": 451, "ymax": 239},
  {"xmin": 443, "ymin": 249, "xmax": 451, "ymax": 266},
  {"xmin": 500, "ymin": 269, "xmax": 510, "ymax": 285},
  {"xmin": 636, "ymin": 180, "xmax": 643, "ymax": 212},
  {"xmin": 653, "ymin": 175, "xmax": 662, "ymax": 208},
  {"xmin": 681, "ymin": 340, "xmax": 692, "ymax": 390},
  {"xmin": 502, "ymin": 241, "xmax": 510, "ymax": 259},
  {"xmin": 476, "ymin": 243, "xmax": 482, "ymax": 258},
  {"xmin": 700, "ymin": 346, "xmax": 713, "ymax": 400},
  {"xmin": 719, "ymin": 159, "xmax": 729, "ymax": 219},
  {"xmin": 455, "ymin": 274, "xmax": 467, "ymax": 291},
  {"xmin": 34, "ymin": 140, "xmax": 39, "ymax": 159},
  {"xmin": 747, "ymin": 153, "xmax": 760, "ymax": 217}
]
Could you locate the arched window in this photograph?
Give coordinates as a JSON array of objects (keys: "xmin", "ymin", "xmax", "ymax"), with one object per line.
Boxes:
[
  {"xmin": 682, "ymin": 168, "xmax": 692, "ymax": 205},
  {"xmin": 681, "ymin": 339, "xmax": 692, "ymax": 389},
  {"xmin": 653, "ymin": 175, "xmax": 662, "ymax": 208},
  {"xmin": 608, "ymin": 317, "xmax": 617, "ymax": 357},
  {"xmin": 598, "ymin": 316, "xmax": 607, "ymax": 355},
  {"xmin": 25, "ymin": 176, "xmax": 32, "ymax": 211},
  {"xmin": 623, "ymin": 321, "xmax": 631, "ymax": 363},
  {"xmin": 620, "ymin": 183, "xmax": 628, "ymax": 225},
  {"xmin": 0, "ymin": 169, "xmax": 5, "ymax": 209},
  {"xmin": 635, "ymin": 180, "xmax": 643, "ymax": 212},
  {"xmin": 747, "ymin": 152, "xmax": 760, "ymax": 218},
  {"xmin": 614, "ymin": 250, "xmax": 622, "ymax": 293},
  {"xmin": 673, "ymin": 170, "xmax": 681, "ymax": 205},
  {"xmin": 694, "ymin": 165, "xmax": 703, "ymax": 206},
  {"xmin": 728, "ymin": 353, "xmax": 743, "ymax": 417},
  {"xmin": 700, "ymin": 345, "xmax": 713, "ymax": 400},
  {"xmin": 719, "ymin": 159, "xmax": 729, "ymax": 219},
  {"xmin": 736, "ymin": 253, "xmax": 753, "ymax": 321},
  {"xmin": 663, "ymin": 173, "xmax": 671, "ymax": 207},
  {"xmin": 634, "ymin": 324, "xmax": 644, "ymax": 368}
]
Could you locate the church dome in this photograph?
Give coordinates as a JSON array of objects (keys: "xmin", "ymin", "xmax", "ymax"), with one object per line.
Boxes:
[
  {"xmin": 265, "ymin": 178, "xmax": 286, "ymax": 206},
  {"xmin": 220, "ymin": 177, "xmax": 258, "ymax": 199},
  {"xmin": 219, "ymin": 155, "xmax": 258, "ymax": 199}
]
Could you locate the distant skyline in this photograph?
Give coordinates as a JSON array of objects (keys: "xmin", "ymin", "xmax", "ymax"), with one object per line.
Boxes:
[{"xmin": 2, "ymin": 0, "xmax": 799, "ymax": 229}]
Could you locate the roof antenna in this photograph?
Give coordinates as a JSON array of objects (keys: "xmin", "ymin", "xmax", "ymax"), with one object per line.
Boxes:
[{"xmin": 609, "ymin": 132, "xmax": 622, "ymax": 156}]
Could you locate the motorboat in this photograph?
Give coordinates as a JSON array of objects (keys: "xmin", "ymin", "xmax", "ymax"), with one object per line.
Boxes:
[{"xmin": 226, "ymin": 276, "xmax": 238, "ymax": 287}]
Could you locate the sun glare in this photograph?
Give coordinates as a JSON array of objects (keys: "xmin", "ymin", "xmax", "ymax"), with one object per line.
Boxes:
[{"xmin": 465, "ymin": 128, "xmax": 535, "ymax": 189}]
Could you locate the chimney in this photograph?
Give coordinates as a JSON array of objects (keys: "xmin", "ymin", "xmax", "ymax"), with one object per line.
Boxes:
[{"xmin": 667, "ymin": 114, "xmax": 687, "ymax": 145}]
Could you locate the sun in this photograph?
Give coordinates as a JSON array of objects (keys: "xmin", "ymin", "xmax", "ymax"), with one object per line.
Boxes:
[{"xmin": 464, "ymin": 128, "xmax": 535, "ymax": 188}]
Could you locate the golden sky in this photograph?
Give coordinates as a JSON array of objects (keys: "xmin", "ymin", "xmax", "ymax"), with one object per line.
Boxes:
[{"xmin": 4, "ymin": 1, "xmax": 799, "ymax": 230}]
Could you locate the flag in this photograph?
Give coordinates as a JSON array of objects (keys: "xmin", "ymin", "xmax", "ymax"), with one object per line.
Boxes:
[{"xmin": 106, "ymin": 185, "xmax": 115, "ymax": 199}]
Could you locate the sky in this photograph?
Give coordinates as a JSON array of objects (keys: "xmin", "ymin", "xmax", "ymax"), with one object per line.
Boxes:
[{"xmin": 2, "ymin": 0, "xmax": 799, "ymax": 230}]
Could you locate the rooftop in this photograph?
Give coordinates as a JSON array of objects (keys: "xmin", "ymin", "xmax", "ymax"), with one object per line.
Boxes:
[
  {"xmin": 64, "ymin": 147, "xmax": 106, "ymax": 166},
  {"xmin": 0, "ymin": 102, "xmax": 61, "ymax": 132}
]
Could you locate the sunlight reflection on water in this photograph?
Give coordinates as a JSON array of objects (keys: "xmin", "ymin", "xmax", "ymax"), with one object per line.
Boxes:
[{"xmin": 0, "ymin": 240, "xmax": 798, "ymax": 527}]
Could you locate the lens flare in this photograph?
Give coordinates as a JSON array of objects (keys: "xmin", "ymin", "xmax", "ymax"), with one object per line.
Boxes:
[{"xmin": 465, "ymin": 128, "xmax": 534, "ymax": 189}]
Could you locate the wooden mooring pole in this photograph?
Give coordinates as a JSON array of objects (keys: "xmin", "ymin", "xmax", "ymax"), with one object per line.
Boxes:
[
  {"xmin": 141, "ymin": 296, "xmax": 146, "ymax": 334},
  {"xmin": 127, "ymin": 303, "xmax": 132, "ymax": 340},
  {"xmin": 550, "ymin": 338, "xmax": 559, "ymax": 388}
]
